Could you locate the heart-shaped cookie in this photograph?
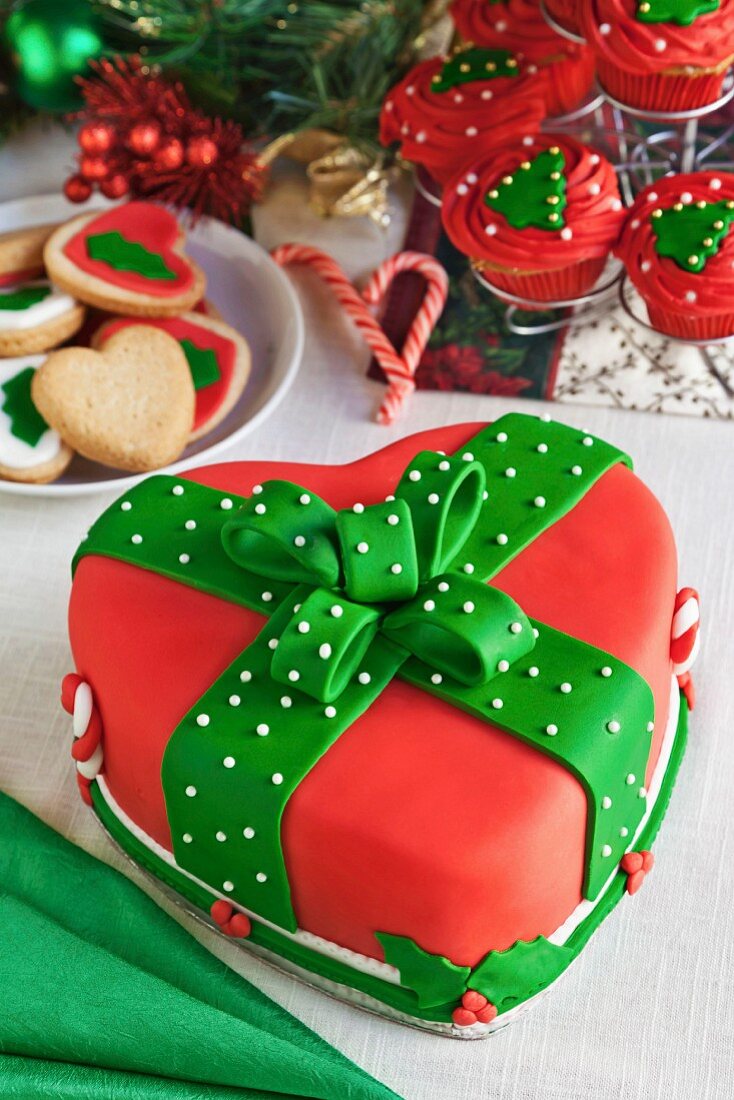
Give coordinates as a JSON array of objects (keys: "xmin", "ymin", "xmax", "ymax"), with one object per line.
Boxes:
[{"xmin": 31, "ymin": 325, "xmax": 195, "ymax": 472}]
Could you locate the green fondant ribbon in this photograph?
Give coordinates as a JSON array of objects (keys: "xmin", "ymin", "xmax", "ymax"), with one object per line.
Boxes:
[{"xmin": 74, "ymin": 414, "xmax": 654, "ymax": 937}]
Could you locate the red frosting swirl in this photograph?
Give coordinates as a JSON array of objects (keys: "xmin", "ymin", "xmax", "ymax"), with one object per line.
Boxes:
[
  {"xmin": 441, "ymin": 133, "xmax": 624, "ymax": 270},
  {"xmin": 582, "ymin": 0, "xmax": 734, "ymax": 74},
  {"xmin": 615, "ymin": 172, "xmax": 734, "ymax": 314},
  {"xmin": 379, "ymin": 55, "xmax": 548, "ymax": 184},
  {"xmin": 452, "ymin": 0, "xmax": 589, "ymax": 62}
]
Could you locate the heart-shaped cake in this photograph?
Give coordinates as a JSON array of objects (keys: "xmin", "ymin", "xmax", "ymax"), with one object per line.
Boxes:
[{"xmin": 62, "ymin": 412, "xmax": 699, "ymax": 1036}]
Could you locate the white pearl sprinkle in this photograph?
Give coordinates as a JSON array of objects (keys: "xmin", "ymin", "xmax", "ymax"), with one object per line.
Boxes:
[
  {"xmin": 216, "ymin": 830, "xmax": 227, "ymax": 842},
  {"xmin": 229, "ymin": 695, "xmax": 241, "ymax": 707},
  {"xmin": 385, "ymin": 495, "xmax": 395, "ymax": 502},
  {"xmin": 255, "ymin": 503, "xmax": 266, "ymax": 515},
  {"xmin": 492, "ymin": 698, "xmax": 503, "ymax": 710},
  {"xmin": 620, "ymin": 826, "xmax": 629, "ymax": 838},
  {"xmin": 509, "ymin": 621, "xmax": 522, "ymax": 634},
  {"xmin": 534, "ymin": 496, "xmax": 546, "ymax": 508},
  {"xmin": 463, "ymin": 601, "xmax": 475, "ymax": 614},
  {"xmin": 571, "ymin": 465, "xmax": 583, "ymax": 476},
  {"xmin": 331, "ymin": 605, "xmax": 343, "ymax": 618},
  {"xmin": 647, "ymin": 721, "xmax": 655, "ymax": 733},
  {"xmin": 297, "ymin": 621, "xmax": 310, "ymax": 634},
  {"xmin": 353, "ymin": 503, "xmax": 365, "ymax": 513},
  {"xmin": 485, "ymin": 223, "xmax": 498, "ymax": 236},
  {"xmin": 466, "ymin": 173, "xmax": 478, "ymax": 184},
  {"xmin": 185, "ymin": 519, "xmax": 196, "ymax": 530},
  {"xmin": 640, "ymin": 260, "xmax": 652, "ymax": 273},
  {"xmin": 183, "ymin": 833, "xmax": 193, "ymax": 843},
  {"xmin": 600, "ymin": 21, "xmax": 611, "ymax": 33},
  {"xmin": 710, "ymin": 177, "xmax": 722, "ymax": 190},
  {"xmin": 601, "ymin": 666, "xmax": 613, "ymax": 677},
  {"xmin": 288, "ymin": 669, "xmax": 300, "ymax": 682},
  {"xmin": 438, "ymin": 581, "xmax": 450, "ymax": 592},
  {"xmin": 528, "ymin": 666, "xmax": 539, "ymax": 677},
  {"xmin": 505, "ymin": 467, "xmax": 516, "ymax": 478},
  {"xmin": 588, "ymin": 183, "xmax": 601, "ymax": 196},
  {"xmin": 464, "ymin": 563, "xmax": 475, "ymax": 574},
  {"xmin": 602, "ymin": 844, "xmax": 612, "ymax": 857},
  {"xmin": 582, "ymin": 436, "xmax": 594, "ymax": 447},
  {"xmin": 294, "ymin": 535, "xmax": 306, "ymax": 547},
  {"xmin": 256, "ymin": 723, "xmax": 270, "ymax": 736},
  {"xmin": 463, "ymin": 452, "xmax": 474, "ymax": 462},
  {"xmin": 428, "ymin": 492, "xmax": 440, "ymax": 505},
  {"xmin": 653, "ymin": 37, "xmax": 667, "ymax": 51},
  {"xmin": 416, "ymin": 130, "xmax": 426, "ymax": 143},
  {"xmin": 639, "ymin": 786, "xmax": 648, "ymax": 799},
  {"xmin": 483, "ymin": 491, "xmax": 489, "ymax": 501},
  {"xmin": 358, "ymin": 672, "xmax": 371, "ymax": 685},
  {"xmin": 431, "ymin": 673, "xmax": 443, "ymax": 685},
  {"xmin": 268, "ymin": 638, "xmax": 278, "ymax": 650},
  {"xmin": 319, "ymin": 643, "xmax": 332, "ymax": 660},
  {"xmin": 185, "ymin": 785, "xmax": 197, "ymax": 797},
  {"xmin": 220, "ymin": 498, "xmax": 233, "ymax": 511},
  {"xmin": 131, "ymin": 534, "xmax": 143, "ymax": 545},
  {"xmin": 409, "ymin": 470, "xmax": 421, "ymax": 482},
  {"xmin": 496, "ymin": 533, "xmax": 508, "ymax": 545},
  {"xmin": 546, "ymin": 723, "xmax": 558, "ymax": 736},
  {"xmin": 423, "ymin": 599, "xmax": 436, "ymax": 612},
  {"xmin": 498, "ymin": 659, "xmax": 510, "ymax": 672},
  {"xmin": 280, "ymin": 696, "xmax": 292, "ymax": 708},
  {"xmin": 299, "ymin": 494, "xmax": 311, "ymax": 505},
  {"xmin": 626, "ymin": 773, "xmax": 636, "ymax": 785},
  {"xmin": 497, "ymin": 431, "xmax": 508, "ymax": 442},
  {"xmin": 560, "ymin": 682, "xmax": 572, "ymax": 694},
  {"xmin": 196, "ymin": 714, "xmax": 210, "ymax": 727},
  {"xmin": 262, "ymin": 591, "xmax": 273, "ymax": 602},
  {"xmin": 357, "ymin": 541, "xmax": 369, "ymax": 554},
  {"xmin": 607, "ymin": 720, "xmax": 621, "ymax": 734},
  {"xmin": 465, "ymin": 126, "xmax": 478, "ymax": 137},
  {"xmin": 224, "ymin": 755, "xmax": 236, "ymax": 768},
  {"xmin": 121, "ymin": 501, "xmax": 132, "ymax": 511},
  {"xmin": 179, "ymin": 553, "xmax": 190, "ymax": 564},
  {"xmin": 324, "ymin": 705, "xmax": 337, "ymax": 718},
  {"xmin": 456, "ymin": 183, "xmax": 468, "ymax": 196},
  {"xmin": 223, "ymin": 881, "xmax": 234, "ymax": 892},
  {"xmin": 252, "ymin": 485, "xmax": 263, "ymax": 494},
  {"xmin": 439, "ymin": 460, "xmax": 451, "ymax": 471},
  {"xmin": 387, "ymin": 513, "xmax": 400, "ymax": 526},
  {"xmin": 685, "ymin": 291, "xmax": 697, "ymax": 303},
  {"xmin": 256, "ymin": 872, "xmax": 268, "ymax": 882},
  {"xmin": 532, "ymin": 628, "xmax": 539, "ymax": 639},
  {"xmin": 172, "ymin": 485, "xmax": 184, "ymax": 496},
  {"xmin": 391, "ymin": 563, "xmax": 403, "ymax": 574},
  {"xmin": 240, "ymin": 670, "xmax": 252, "ymax": 682},
  {"xmin": 560, "ymin": 228, "xmax": 573, "ymax": 241},
  {"xmin": 243, "ymin": 827, "xmax": 255, "ymax": 839},
  {"xmin": 272, "ymin": 773, "xmax": 284, "ymax": 785},
  {"xmin": 537, "ymin": 443, "xmax": 548, "ymax": 453},
  {"xmin": 602, "ymin": 796, "xmax": 612, "ymax": 809}
]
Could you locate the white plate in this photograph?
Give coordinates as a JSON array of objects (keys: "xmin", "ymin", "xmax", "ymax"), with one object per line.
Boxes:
[{"xmin": 0, "ymin": 194, "xmax": 304, "ymax": 497}]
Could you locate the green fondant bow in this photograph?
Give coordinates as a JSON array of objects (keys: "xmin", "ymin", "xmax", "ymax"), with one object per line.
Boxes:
[
  {"xmin": 74, "ymin": 414, "xmax": 655, "ymax": 937},
  {"xmin": 220, "ymin": 454, "xmax": 534, "ymax": 704}
]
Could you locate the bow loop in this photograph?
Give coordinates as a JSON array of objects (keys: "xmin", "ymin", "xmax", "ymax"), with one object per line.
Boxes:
[
  {"xmin": 221, "ymin": 481, "xmax": 341, "ymax": 589},
  {"xmin": 394, "ymin": 451, "xmax": 486, "ymax": 579},
  {"xmin": 383, "ymin": 574, "xmax": 534, "ymax": 687},
  {"xmin": 335, "ymin": 498, "xmax": 419, "ymax": 603}
]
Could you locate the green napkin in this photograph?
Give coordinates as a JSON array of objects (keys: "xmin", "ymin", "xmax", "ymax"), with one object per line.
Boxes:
[{"xmin": 0, "ymin": 792, "xmax": 400, "ymax": 1100}]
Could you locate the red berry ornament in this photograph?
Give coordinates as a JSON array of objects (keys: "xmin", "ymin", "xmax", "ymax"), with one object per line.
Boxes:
[
  {"xmin": 64, "ymin": 175, "xmax": 92, "ymax": 203},
  {"xmin": 226, "ymin": 912, "xmax": 252, "ymax": 938},
  {"xmin": 127, "ymin": 121, "xmax": 161, "ymax": 157},
  {"xmin": 79, "ymin": 155, "xmax": 109, "ymax": 182},
  {"xmin": 100, "ymin": 174, "xmax": 130, "ymax": 199},
  {"xmin": 621, "ymin": 849, "xmax": 654, "ymax": 895},
  {"xmin": 186, "ymin": 135, "xmax": 219, "ymax": 169},
  {"xmin": 451, "ymin": 990, "xmax": 498, "ymax": 1028},
  {"xmin": 78, "ymin": 121, "xmax": 115, "ymax": 155},
  {"xmin": 155, "ymin": 137, "xmax": 184, "ymax": 171}
]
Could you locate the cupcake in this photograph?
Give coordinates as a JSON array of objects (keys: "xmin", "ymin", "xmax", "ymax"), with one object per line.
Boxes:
[
  {"xmin": 379, "ymin": 48, "xmax": 548, "ymax": 186},
  {"xmin": 450, "ymin": 0, "xmax": 595, "ymax": 115},
  {"xmin": 543, "ymin": 0, "xmax": 585, "ymax": 38},
  {"xmin": 615, "ymin": 172, "xmax": 734, "ymax": 338},
  {"xmin": 441, "ymin": 133, "xmax": 624, "ymax": 302},
  {"xmin": 582, "ymin": 0, "xmax": 734, "ymax": 112}
]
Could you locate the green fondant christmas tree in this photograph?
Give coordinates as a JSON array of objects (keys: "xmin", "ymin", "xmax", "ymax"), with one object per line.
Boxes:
[
  {"xmin": 484, "ymin": 147, "xmax": 567, "ymax": 231},
  {"xmin": 0, "ymin": 286, "xmax": 51, "ymax": 311},
  {"xmin": 651, "ymin": 198, "xmax": 734, "ymax": 272},
  {"xmin": 1, "ymin": 366, "xmax": 48, "ymax": 447},
  {"xmin": 86, "ymin": 231, "xmax": 177, "ymax": 281},
  {"xmin": 431, "ymin": 47, "xmax": 520, "ymax": 93},
  {"xmin": 636, "ymin": 0, "xmax": 718, "ymax": 25},
  {"xmin": 180, "ymin": 339, "xmax": 221, "ymax": 390}
]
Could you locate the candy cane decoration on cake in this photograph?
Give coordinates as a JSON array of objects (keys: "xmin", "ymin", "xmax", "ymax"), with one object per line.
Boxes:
[
  {"xmin": 671, "ymin": 587, "xmax": 700, "ymax": 710},
  {"xmin": 271, "ymin": 244, "xmax": 448, "ymax": 425},
  {"xmin": 61, "ymin": 673, "xmax": 104, "ymax": 805}
]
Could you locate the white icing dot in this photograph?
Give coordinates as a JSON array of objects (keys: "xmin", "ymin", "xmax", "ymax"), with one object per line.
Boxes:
[
  {"xmin": 626, "ymin": 773, "xmax": 636, "ymax": 785},
  {"xmin": 647, "ymin": 721, "xmax": 654, "ymax": 733},
  {"xmin": 243, "ymin": 827, "xmax": 255, "ymax": 839},
  {"xmin": 216, "ymin": 830, "xmax": 227, "ymax": 842},
  {"xmin": 431, "ymin": 673, "xmax": 443, "ymax": 685},
  {"xmin": 710, "ymin": 177, "xmax": 722, "ymax": 190},
  {"xmin": 240, "ymin": 670, "xmax": 252, "ymax": 683},
  {"xmin": 280, "ymin": 695, "xmax": 292, "ymax": 708},
  {"xmin": 331, "ymin": 605, "xmax": 343, "ymax": 618},
  {"xmin": 647, "ymin": 193, "xmax": 658, "ymax": 203},
  {"xmin": 294, "ymin": 535, "xmax": 306, "ymax": 547},
  {"xmin": 464, "ymin": 563, "xmax": 475, "ymax": 574},
  {"xmin": 229, "ymin": 695, "xmax": 241, "ymax": 707},
  {"xmin": 602, "ymin": 796, "xmax": 612, "ymax": 809},
  {"xmin": 252, "ymin": 485, "xmax": 263, "ymax": 494},
  {"xmin": 496, "ymin": 431, "xmax": 508, "ymax": 443},
  {"xmin": 423, "ymin": 599, "xmax": 436, "ymax": 611},
  {"xmin": 498, "ymin": 659, "xmax": 510, "ymax": 672},
  {"xmin": 439, "ymin": 460, "xmax": 451, "ymax": 471},
  {"xmin": 255, "ymin": 503, "xmax": 266, "ymax": 515},
  {"xmin": 601, "ymin": 666, "xmax": 613, "ymax": 678},
  {"xmin": 409, "ymin": 470, "xmax": 421, "ymax": 482},
  {"xmin": 262, "ymin": 591, "xmax": 273, "ymax": 602},
  {"xmin": 484, "ymin": 223, "xmax": 498, "ymax": 236},
  {"xmin": 288, "ymin": 669, "xmax": 300, "ymax": 682},
  {"xmin": 131, "ymin": 534, "xmax": 143, "ymax": 545},
  {"xmin": 534, "ymin": 496, "xmax": 546, "ymax": 508},
  {"xmin": 299, "ymin": 493, "xmax": 311, "ymax": 505},
  {"xmin": 297, "ymin": 621, "xmax": 310, "ymax": 634},
  {"xmin": 256, "ymin": 723, "xmax": 270, "ymax": 736},
  {"xmin": 463, "ymin": 601, "xmax": 475, "ymax": 614},
  {"xmin": 466, "ymin": 174, "xmax": 478, "ymax": 186},
  {"xmin": 463, "ymin": 452, "xmax": 474, "ymax": 462},
  {"xmin": 611, "ymin": 199, "xmax": 622, "ymax": 212},
  {"xmin": 172, "ymin": 485, "xmax": 184, "ymax": 496},
  {"xmin": 546, "ymin": 723, "xmax": 558, "ymax": 736},
  {"xmin": 680, "ymin": 191, "xmax": 693, "ymax": 204},
  {"xmin": 588, "ymin": 183, "xmax": 601, "ymax": 196},
  {"xmin": 528, "ymin": 666, "xmax": 539, "ymax": 677},
  {"xmin": 185, "ymin": 785, "xmax": 197, "ymax": 797},
  {"xmin": 196, "ymin": 714, "xmax": 210, "ymax": 727},
  {"xmin": 428, "ymin": 492, "xmax": 440, "ymax": 505},
  {"xmin": 685, "ymin": 291, "xmax": 697, "ymax": 303},
  {"xmin": 600, "ymin": 21, "xmax": 611, "ymax": 33},
  {"xmin": 387, "ymin": 513, "xmax": 400, "ymax": 525},
  {"xmin": 272, "ymin": 772, "xmax": 284, "ymax": 785},
  {"xmin": 631, "ymin": 219, "xmax": 640, "ymax": 229},
  {"xmin": 523, "ymin": 135, "xmax": 534, "ymax": 146},
  {"xmin": 505, "ymin": 467, "xmax": 516, "ymax": 478},
  {"xmin": 560, "ymin": 682, "xmax": 572, "ymax": 694},
  {"xmin": 640, "ymin": 260, "xmax": 652, "ymax": 273},
  {"xmin": 639, "ymin": 786, "xmax": 648, "ymax": 799},
  {"xmin": 571, "ymin": 465, "xmax": 583, "ymax": 476},
  {"xmin": 268, "ymin": 638, "xmax": 279, "ymax": 650},
  {"xmin": 356, "ymin": 541, "xmax": 370, "ymax": 554},
  {"xmin": 602, "ymin": 844, "xmax": 612, "ymax": 857},
  {"xmin": 620, "ymin": 826, "xmax": 629, "ymax": 838},
  {"xmin": 319, "ymin": 643, "xmax": 332, "ymax": 660},
  {"xmin": 654, "ymin": 37, "xmax": 667, "ymax": 51},
  {"xmin": 560, "ymin": 228, "xmax": 573, "ymax": 241},
  {"xmin": 220, "ymin": 498, "xmax": 233, "ymax": 511},
  {"xmin": 223, "ymin": 880, "xmax": 234, "ymax": 892},
  {"xmin": 324, "ymin": 705, "xmax": 337, "ymax": 718},
  {"xmin": 582, "ymin": 435, "xmax": 594, "ymax": 447},
  {"xmin": 385, "ymin": 495, "xmax": 396, "ymax": 502},
  {"xmin": 406, "ymin": 85, "xmax": 415, "ymax": 95},
  {"xmin": 183, "ymin": 833, "xmax": 193, "ymax": 843},
  {"xmin": 607, "ymin": 720, "xmax": 621, "ymax": 734},
  {"xmin": 465, "ymin": 126, "xmax": 478, "ymax": 137},
  {"xmin": 416, "ymin": 130, "xmax": 426, "ymax": 143},
  {"xmin": 185, "ymin": 519, "xmax": 196, "ymax": 530},
  {"xmin": 456, "ymin": 183, "xmax": 468, "ymax": 196},
  {"xmin": 496, "ymin": 533, "xmax": 509, "ymax": 545},
  {"xmin": 223, "ymin": 755, "xmax": 236, "ymax": 768},
  {"xmin": 353, "ymin": 502, "xmax": 365, "ymax": 513},
  {"xmin": 179, "ymin": 553, "xmax": 190, "ymax": 564},
  {"xmin": 358, "ymin": 672, "xmax": 372, "ymax": 685},
  {"xmin": 537, "ymin": 443, "xmax": 548, "ymax": 454},
  {"xmin": 492, "ymin": 698, "xmax": 503, "ymax": 710},
  {"xmin": 391, "ymin": 563, "xmax": 403, "ymax": 574},
  {"xmin": 121, "ymin": 501, "xmax": 132, "ymax": 511},
  {"xmin": 509, "ymin": 621, "xmax": 523, "ymax": 634},
  {"xmin": 256, "ymin": 872, "xmax": 268, "ymax": 883}
]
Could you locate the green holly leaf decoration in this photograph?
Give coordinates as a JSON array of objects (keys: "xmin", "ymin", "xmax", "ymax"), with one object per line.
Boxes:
[
  {"xmin": 375, "ymin": 933, "xmax": 470, "ymax": 1009},
  {"xmin": 86, "ymin": 231, "xmax": 177, "ymax": 281},
  {"xmin": 484, "ymin": 147, "xmax": 567, "ymax": 231},
  {"xmin": 650, "ymin": 198, "xmax": 734, "ymax": 272},
  {"xmin": 469, "ymin": 936, "xmax": 573, "ymax": 1013},
  {"xmin": 1, "ymin": 366, "xmax": 49, "ymax": 447},
  {"xmin": 0, "ymin": 286, "xmax": 52, "ymax": 311},
  {"xmin": 431, "ymin": 48, "xmax": 520, "ymax": 93},
  {"xmin": 636, "ymin": 0, "xmax": 718, "ymax": 26},
  {"xmin": 180, "ymin": 339, "xmax": 221, "ymax": 391}
]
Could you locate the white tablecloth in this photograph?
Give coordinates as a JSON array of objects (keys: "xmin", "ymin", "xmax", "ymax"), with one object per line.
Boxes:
[{"xmin": 1, "ymin": 122, "xmax": 732, "ymax": 1100}]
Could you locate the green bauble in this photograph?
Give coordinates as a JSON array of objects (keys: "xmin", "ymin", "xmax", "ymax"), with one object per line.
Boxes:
[{"xmin": 3, "ymin": 0, "xmax": 104, "ymax": 113}]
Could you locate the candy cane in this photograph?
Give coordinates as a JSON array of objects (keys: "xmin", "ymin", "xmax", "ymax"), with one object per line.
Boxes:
[
  {"xmin": 271, "ymin": 244, "xmax": 448, "ymax": 425},
  {"xmin": 671, "ymin": 587, "xmax": 700, "ymax": 675},
  {"xmin": 61, "ymin": 673, "xmax": 104, "ymax": 805}
]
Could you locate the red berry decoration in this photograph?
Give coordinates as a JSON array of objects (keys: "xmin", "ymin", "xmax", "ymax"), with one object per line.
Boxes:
[
  {"xmin": 155, "ymin": 138, "xmax": 184, "ymax": 171},
  {"xmin": 210, "ymin": 899, "xmax": 233, "ymax": 926},
  {"xmin": 451, "ymin": 990, "xmax": 498, "ymax": 1028},
  {"xmin": 621, "ymin": 850, "xmax": 654, "ymax": 895},
  {"xmin": 127, "ymin": 120, "xmax": 161, "ymax": 157},
  {"xmin": 100, "ymin": 174, "xmax": 130, "ymax": 200},
  {"xmin": 78, "ymin": 122, "xmax": 116, "ymax": 155},
  {"xmin": 225, "ymin": 912, "xmax": 252, "ymax": 938},
  {"xmin": 79, "ymin": 155, "xmax": 110, "ymax": 182},
  {"xmin": 63, "ymin": 175, "xmax": 92, "ymax": 203},
  {"xmin": 186, "ymin": 135, "xmax": 219, "ymax": 169}
]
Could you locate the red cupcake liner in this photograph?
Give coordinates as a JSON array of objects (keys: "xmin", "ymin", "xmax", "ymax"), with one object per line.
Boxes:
[
  {"xmin": 596, "ymin": 58, "xmax": 728, "ymax": 113},
  {"xmin": 646, "ymin": 302, "xmax": 734, "ymax": 340},
  {"xmin": 480, "ymin": 255, "xmax": 608, "ymax": 306},
  {"xmin": 544, "ymin": 51, "xmax": 596, "ymax": 116}
]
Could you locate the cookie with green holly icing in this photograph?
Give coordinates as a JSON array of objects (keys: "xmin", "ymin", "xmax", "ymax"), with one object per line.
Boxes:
[
  {"xmin": 0, "ymin": 355, "xmax": 74, "ymax": 484},
  {"xmin": 93, "ymin": 311, "xmax": 251, "ymax": 442},
  {"xmin": 0, "ymin": 223, "xmax": 58, "ymax": 288},
  {"xmin": 43, "ymin": 202, "xmax": 206, "ymax": 318},
  {"xmin": 0, "ymin": 280, "xmax": 86, "ymax": 357}
]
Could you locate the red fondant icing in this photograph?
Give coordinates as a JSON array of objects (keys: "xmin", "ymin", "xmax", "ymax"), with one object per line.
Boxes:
[
  {"xmin": 68, "ymin": 423, "xmax": 677, "ymax": 968},
  {"xmin": 63, "ymin": 203, "xmax": 195, "ymax": 298},
  {"xmin": 98, "ymin": 316, "xmax": 236, "ymax": 432}
]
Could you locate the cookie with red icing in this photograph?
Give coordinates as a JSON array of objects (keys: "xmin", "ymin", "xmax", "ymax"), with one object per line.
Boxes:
[
  {"xmin": 380, "ymin": 48, "xmax": 548, "ymax": 186},
  {"xmin": 450, "ymin": 0, "xmax": 595, "ymax": 115},
  {"xmin": 44, "ymin": 202, "xmax": 206, "ymax": 318},
  {"xmin": 441, "ymin": 133, "xmax": 624, "ymax": 302},
  {"xmin": 0, "ymin": 223, "xmax": 57, "ymax": 288},
  {"xmin": 94, "ymin": 312, "xmax": 251, "ymax": 442},
  {"xmin": 615, "ymin": 172, "xmax": 734, "ymax": 338},
  {"xmin": 582, "ymin": 0, "xmax": 734, "ymax": 111}
]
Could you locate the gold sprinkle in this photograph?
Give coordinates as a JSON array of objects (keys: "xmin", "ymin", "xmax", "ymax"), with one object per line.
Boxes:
[
  {"xmin": 546, "ymin": 195, "xmax": 560, "ymax": 205},
  {"xmin": 696, "ymin": 200, "xmax": 707, "ymax": 209},
  {"xmin": 714, "ymin": 220, "xmax": 724, "ymax": 229},
  {"xmin": 640, "ymin": 1, "xmax": 650, "ymax": 9},
  {"xmin": 673, "ymin": 203, "xmax": 683, "ymax": 211},
  {"xmin": 521, "ymin": 160, "xmax": 531, "ymax": 170},
  {"xmin": 485, "ymin": 61, "xmax": 496, "ymax": 72},
  {"xmin": 703, "ymin": 237, "xmax": 714, "ymax": 247},
  {"xmin": 549, "ymin": 145, "xmax": 560, "ymax": 155},
  {"xmin": 727, "ymin": 200, "xmax": 734, "ymax": 209},
  {"xmin": 460, "ymin": 62, "xmax": 471, "ymax": 73},
  {"xmin": 507, "ymin": 58, "xmax": 518, "ymax": 68},
  {"xmin": 431, "ymin": 74, "xmax": 441, "ymax": 83},
  {"xmin": 688, "ymin": 254, "xmax": 700, "ymax": 265},
  {"xmin": 488, "ymin": 189, "xmax": 499, "ymax": 199},
  {"xmin": 651, "ymin": 208, "xmax": 663, "ymax": 218},
  {"xmin": 548, "ymin": 212, "xmax": 559, "ymax": 222},
  {"xmin": 550, "ymin": 171, "xmax": 561, "ymax": 180},
  {"xmin": 502, "ymin": 175, "xmax": 513, "ymax": 185}
]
